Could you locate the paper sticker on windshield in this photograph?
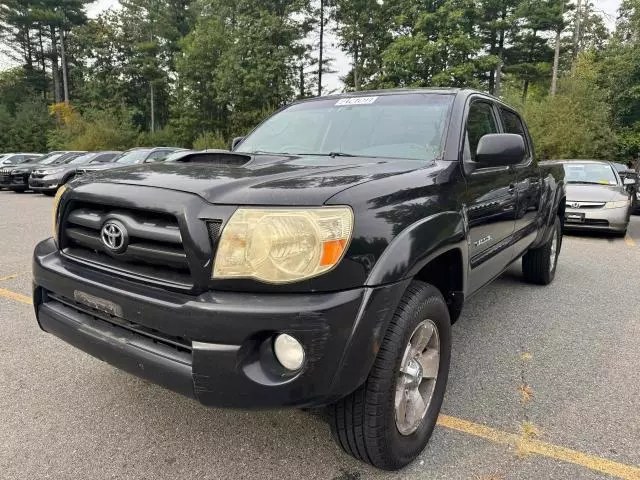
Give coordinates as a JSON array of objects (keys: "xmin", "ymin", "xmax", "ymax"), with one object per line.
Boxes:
[{"xmin": 335, "ymin": 97, "xmax": 378, "ymax": 106}]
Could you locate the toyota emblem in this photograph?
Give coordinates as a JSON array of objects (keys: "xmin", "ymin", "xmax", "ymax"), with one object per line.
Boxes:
[{"xmin": 101, "ymin": 220, "xmax": 128, "ymax": 253}]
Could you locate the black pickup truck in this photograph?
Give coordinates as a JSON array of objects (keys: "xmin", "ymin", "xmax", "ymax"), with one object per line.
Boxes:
[{"xmin": 33, "ymin": 89, "xmax": 565, "ymax": 470}]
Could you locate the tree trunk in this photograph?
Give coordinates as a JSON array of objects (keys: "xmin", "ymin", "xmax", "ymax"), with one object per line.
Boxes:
[
  {"xmin": 150, "ymin": 82, "xmax": 155, "ymax": 133},
  {"xmin": 318, "ymin": 0, "xmax": 324, "ymax": 96},
  {"xmin": 551, "ymin": 28, "xmax": 562, "ymax": 96},
  {"xmin": 60, "ymin": 30, "xmax": 70, "ymax": 104},
  {"xmin": 50, "ymin": 26, "xmax": 61, "ymax": 104},
  {"xmin": 494, "ymin": 59, "xmax": 503, "ymax": 97},
  {"xmin": 38, "ymin": 27, "xmax": 47, "ymax": 101},
  {"xmin": 488, "ymin": 29, "xmax": 497, "ymax": 94},
  {"xmin": 299, "ymin": 62, "xmax": 305, "ymax": 98},
  {"xmin": 494, "ymin": 27, "xmax": 506, "ymax": 97},
  {"xmin": 522, "ymin": 79, "xmax": 529, "ymax": 104},
  {"xmin": 353, "ymin": 46, "xmax": 360, "ymax": 91},
  {"xmin": 573, "ymin": 0, "xmax": 583, "ymax": 58}
]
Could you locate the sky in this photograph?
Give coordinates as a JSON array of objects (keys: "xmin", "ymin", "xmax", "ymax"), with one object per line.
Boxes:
[{"xmin": 1, "ymin": 0, "xmax": 625, "ymax": 91}]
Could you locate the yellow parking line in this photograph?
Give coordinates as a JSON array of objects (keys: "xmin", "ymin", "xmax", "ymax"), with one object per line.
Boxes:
[
  {"xmin": 0, "ymin": 271, "xmax": 29, "ymax": 281},
  {"xmin": 625, "ymin": 234, "xmax": 637, "ymax": 247},
  {"xmin": 438, "ymin": 415, "xmax": 640, "ymax": 479},
  {"xmin": 0, "ymin": 287, "xmax": 32, "ymax": 305}
]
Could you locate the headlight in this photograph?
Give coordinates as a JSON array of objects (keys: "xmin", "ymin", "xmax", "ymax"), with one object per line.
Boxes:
[
  {"xmin": 604, "ymin": 200, "xmax": 630, "ymax": 209},
  {"xmin": 52, "ymin": 185, "xmax": 67, "ymax": 245},
  {"xmin": 212, "ymin": 207, "xmax": 353, "ymax": 284},
  {"xmin": 41, "ymin": 168, "xmax": 64, "ymax": 175}
]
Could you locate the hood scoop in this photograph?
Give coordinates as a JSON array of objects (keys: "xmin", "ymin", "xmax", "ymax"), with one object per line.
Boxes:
[{"xmin": 175, "ymin": 150, "xmax": 252, "ymax": 167}]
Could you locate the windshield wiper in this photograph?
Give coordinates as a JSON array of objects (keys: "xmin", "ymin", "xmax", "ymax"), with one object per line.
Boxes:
[
  {"xmin": 293, "ymin": 152, "xmax": 359, "ymax": 158},
  {"xmin": 250, "ymin": 150, "xmax": 290, "ymax": 155}
]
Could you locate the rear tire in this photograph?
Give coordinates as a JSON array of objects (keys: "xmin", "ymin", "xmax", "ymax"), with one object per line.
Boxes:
[
  {"xmin": 329, "ymin": 281, "xmax": 452, "ymax": 470},
  {"xmin": 522, "ymin": 215, "xmax": 561, "ymax": 285}
]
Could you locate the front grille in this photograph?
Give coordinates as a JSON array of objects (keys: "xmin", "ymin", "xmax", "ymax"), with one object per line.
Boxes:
[
  {"xmin": 11, "ymin": 172, "xmax": 28, "ymax": 185},
  {"xmin": 566, "ymin": 201, "xmax": 605, "ymax": 209},
  {"xmin": 61, "ymin": 203, "xmax": 193, "ymax": 288},
  {"xmin": 45, "ymin": 290, "xmax": 192, "ymax": 356},
  {"xmin": 0, "ymin": 168, "xmax": 12, "ymax": 183}
]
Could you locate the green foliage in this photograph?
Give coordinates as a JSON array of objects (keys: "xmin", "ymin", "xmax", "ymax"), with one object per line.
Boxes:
[
  {"xmin": 0, "ymin": 0, "xmax": 638, "ymax": 163},
  {"xmin": 193, "ymin": 131, "xmax": 228, "ymax": 150},
  {"xmin": 507, "ymin": 53, "xmax": 616, "ymax": 160},
  {"xmin": 379, "ymin": 0, "xmax": 494, "ymax": 89},
  {"xmin": 47, "ymin": 107, "xmax": 138, "ymax": 151},
  {"xmin": 136, "ymin": 126, "xmax": 187, "ymax": 148}
]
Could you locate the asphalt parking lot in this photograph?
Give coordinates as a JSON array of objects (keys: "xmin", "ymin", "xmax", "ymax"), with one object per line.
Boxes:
[{"xmin": 1, "ymin": 190, "xmax": 639, "ymax": 480}]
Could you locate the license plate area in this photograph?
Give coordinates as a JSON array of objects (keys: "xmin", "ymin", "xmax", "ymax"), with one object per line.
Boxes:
[
  {"xmin": 73, "ymin": 290, "xmax": 123, "ymax": 317},
  {"xmin": 565, "ymin": 212, "xmax": 585, "ymax": 223}
]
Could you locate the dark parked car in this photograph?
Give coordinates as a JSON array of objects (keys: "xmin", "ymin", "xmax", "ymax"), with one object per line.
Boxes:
[
  {"xmin": 0, "ymin": 153, "xmax": 43, "ymax": 166},
  {"xmin": 5, "ymin": 151, "xmax": 85, "ymax": 192},
  {"xmin": 545, "ymin": 160, "xmax": 632, "ymax": 235},
  {"xmin": 1, "ymin": 151, "xmax": 77, "ymax": 190},
  {"xmin": 34, "ymin": 89, "xmax": 566, "ymax": 470},
  {"xmin": 75, "ymin": 147, "xmax": 185, "ymax": 176},
  {"xmin": 29, "ymin": 151, "xmax": 121, "ymax": 195},
  {"xmin": 611, "ymin": 162, "xmax": 639, "ymax": 213}
]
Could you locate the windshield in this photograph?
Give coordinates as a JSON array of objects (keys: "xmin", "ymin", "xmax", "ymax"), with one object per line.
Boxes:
[
  {"xmin": 236, "ymin": 94, "xmax": 454, "ymax": 161},
  {"xmin": 2, "ymin": 154, "xmax": 26, "ymax": 165},
  {"xmin": 563, "ymin": 163, "xmax": 619, "ymax": 185},
  {"xmin": 39, "ymin": 153, "xmax": 66, "ymax": 165},
  {"xmin": 68, "ymin": 153, "xmax": 98, "ymax": 165},
  {"xmin": 115, "ymin": 149, "xmax": 151, "ymax": 164}
]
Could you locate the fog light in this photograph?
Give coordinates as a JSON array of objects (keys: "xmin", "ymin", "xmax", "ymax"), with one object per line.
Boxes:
[{"xmin": 273, "ymin": 334, "xmax": 305, "ymax": 371}]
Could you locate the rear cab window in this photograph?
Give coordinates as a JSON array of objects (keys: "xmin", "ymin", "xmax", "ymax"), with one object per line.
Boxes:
[{"xmin": 500, "ymin": 108, "xmax": 532, "ymax": 161}]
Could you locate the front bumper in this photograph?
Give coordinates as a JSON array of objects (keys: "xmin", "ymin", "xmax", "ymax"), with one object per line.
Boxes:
[
  {"xmin": 29, "ymin": 175, "xmax": 61, "ymax": 192},
  {"xmin": 33, "ymin": 238, "xmax": 409, "ymax": 408},
  {"xmin": 8, "ymin": 172, "xmax": 29, "ymax": 190},
  {"xmin": 564, "ymin": 206, "xmax": 630, "ymax": 232}
]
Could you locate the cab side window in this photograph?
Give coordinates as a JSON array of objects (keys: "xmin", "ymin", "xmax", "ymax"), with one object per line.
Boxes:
[
  {"xmin": 465, "ymin": 102, "xmax": 499, "ymax": 162},
  {"xmin": 501, "ymin": 108, "xmax": 530, "ymax": 158},
  {"xmin": 147, "ymin": 149, "xmax": 172, "ymax": 162}
]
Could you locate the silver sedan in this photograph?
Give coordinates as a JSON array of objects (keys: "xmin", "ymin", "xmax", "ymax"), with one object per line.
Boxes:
[{"xmin": 552, "ymin": 160, "xmax": 632, "ymax": 235}]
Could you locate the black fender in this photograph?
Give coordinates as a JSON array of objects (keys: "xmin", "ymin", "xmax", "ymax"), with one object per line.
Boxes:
[
  {"xmin": 61, "ymin": 172, "xmax": 76, "ymax": 185},
  {"xmin": 365, "ymin": 211, "xmax": 468, "ymax": 294}
]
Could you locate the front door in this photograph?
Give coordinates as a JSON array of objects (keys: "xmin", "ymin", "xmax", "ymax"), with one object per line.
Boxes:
[
  {"xmin": 500, "ymin": 107, "xmax": 542, "ymax": 257},
  {"xmin": 463, "ymin": 100, "xmax": 518, "ymax": 293}
]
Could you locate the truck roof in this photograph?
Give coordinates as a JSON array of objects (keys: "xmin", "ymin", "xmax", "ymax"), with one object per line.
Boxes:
[{"xmin": 292, "ymin": 87, "xmax": 507, "ymax": 108}]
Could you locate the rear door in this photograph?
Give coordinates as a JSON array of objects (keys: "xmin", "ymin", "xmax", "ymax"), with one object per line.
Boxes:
[
  {"xmin": 500, "ymin": 107, "xmax": 542, "ymax": 256},
  {"xmin": 463, "ymin": 99, "xmax": 518, "ymax": 293}
]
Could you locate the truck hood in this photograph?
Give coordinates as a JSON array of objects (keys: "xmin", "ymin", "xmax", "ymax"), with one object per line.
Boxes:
[
  {"xmin": 82, "ymin": 155, "xmax": 427, "ymax": 205},
  {"xmin": 566, "ymin": 184, "xmax": 628, "ymax": 202}
]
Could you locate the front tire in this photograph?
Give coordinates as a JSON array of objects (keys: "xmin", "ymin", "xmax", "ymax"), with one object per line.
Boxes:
[
  {"xmin": 522, "ymin": 215, "xmax": 562, "ymax": 285},
  {"xmin": 329, "ymin": 281, "xmax": 452, "ymax": 470}
]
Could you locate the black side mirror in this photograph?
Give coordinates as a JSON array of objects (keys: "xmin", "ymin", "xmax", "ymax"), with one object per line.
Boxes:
[
  {"xmin": 231, "ymin": 136, "xmax": 245, "ymax": 151},
  {"xmin": 476, "ymin": 133, "xmax": 526, "ymax": 167}
]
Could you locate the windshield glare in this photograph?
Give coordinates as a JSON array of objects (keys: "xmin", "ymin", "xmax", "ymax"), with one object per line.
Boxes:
[
  {"xmin": 115, "ymin": 149, "xmax": 151, "ymax": 164},
  {"xmin": 40, "ymin": 153, "xmax": 66, "ymax": 164},
  {"xmin": 68, "ymin": 153, "xmax": 98, "ymax": 165},
  {"xmin": 564, "ymin": 163, "xmax": 618, "ymax": 185},
  {"xmin": 236, "ymin": 94, "xmax": 454, "ymax": 161}
]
